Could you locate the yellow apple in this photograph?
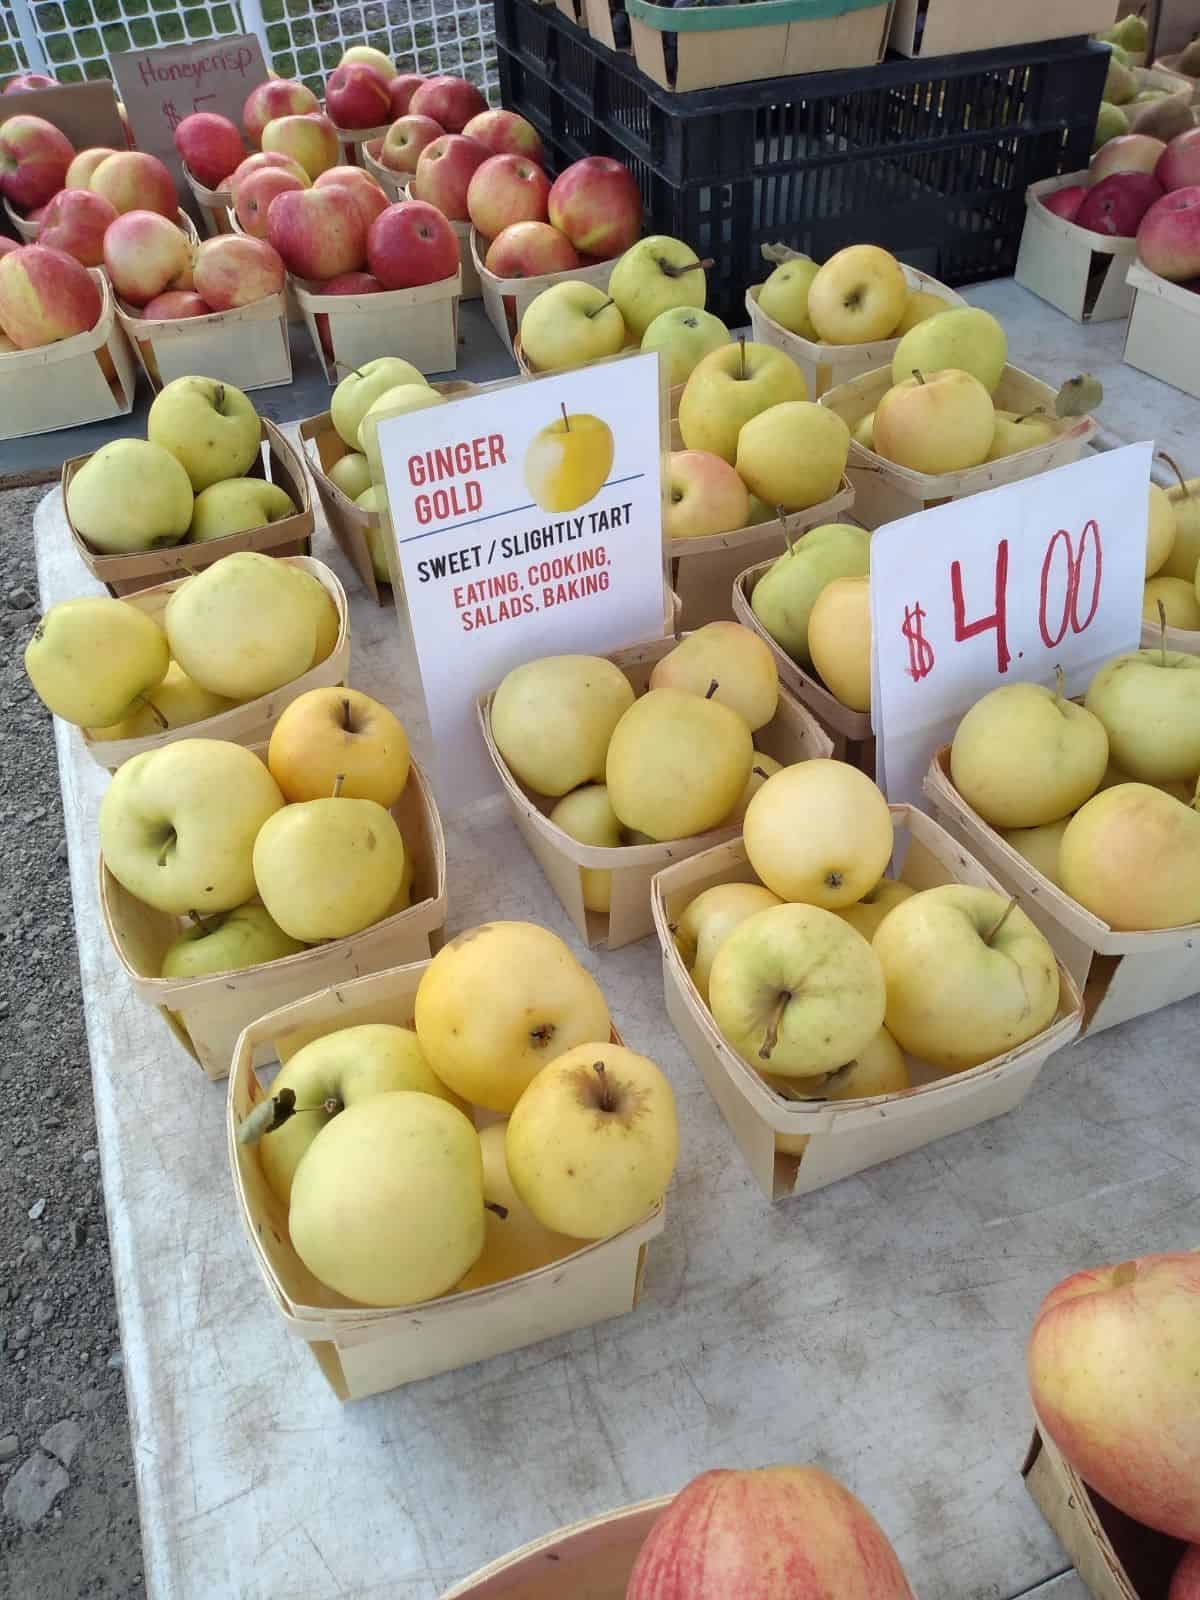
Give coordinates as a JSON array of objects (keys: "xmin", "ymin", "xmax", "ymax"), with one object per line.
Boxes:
[
  {"xmin": 1161, "ymin": 477, "xmax": 1200, "ymax": 581},
  {"xmin": 1001, "ymin": 817, "xmax": 1071, "ymax": 889},
  {"xmin": 87, "ymin": 660, "xmax": 235, "ymax": 740},
  {"xmin": 26, "ymin": 597, "xmax": 168, "ymax": 728},
  {"xmin": 523, "ymin": 412, "xmax": 614, "ymax": 513},
  {"xmin": 267, "ymin": 686, "xmax": 410, "ymax": 805},
  {"xmin": 328, "ymin": 451, "xmax": 373, "ymax": 500},
  {"xmin": 807, "ymin": 575, "xmax": 871, "ymax": 711},
  {"xmin": 735, "ymin": 401, "xmax": 850, "ymax": 512},
  {"xmin": 1085, "ymin": 647, "xmax": 1200, "ymax": 783},
  {"xmin": 188, "ymin": 478, "xmax": 296, "ymax": 542},
  {"xmin": 160, "ymin": 902, "xmax": 305, "ymax": 982},
  {"xmin": 491, "ymin": 654, "xmax": 635, "ymax": 797},
  {"xmin": 164, "ymin": 551, "xmax": 318, "ymax": 700},
  {"xmin": 986, "ymin": 409, "xmax": 1058, "ymax": 462},
  {"xmin": 1147, "ymin": 482, "xmax": 1178, "ymax": 577},
  {"xmin": 331, "ymin": 356, "xmax": 428, "ymax": 449},
  {"xmin": 641, "ymin": 306, "xmax": 731, "ymax": 387},
  {"xmin": 678, "ymin": 340, "xmax": 807, "ymax": 464},
  {"xmin": 65, "ymin": 438, "xmax": 194, "ymax": 554},
  {"xmin": 293, "ymin": 569, "xmax": 341, "ymax": 668},
  {"xmin": 743, "ymin": 760, "xmax": 893, "ymax": 908},
  {"xmin": 750, "ymin": 522, "xmax": 871, "ymax": 669},
  {"xmin": 605, "ymin": 688, "xmax": 753, "ymax": 841},
  {"xmin": 724, "ymin": 751, "xmax": 782, "ymax": 825},
  {"xmin": 609, "ymin": 234, "xmax": 706, "ymax": 340},
  {"xmin": 147, "ymin": 375, "xmax": 262, "ymax": 493},
  {"xmin": 358, "ymin": 381, "xmax": 446, "ymax": 464},
  {"xmin": 893, "ymin": 290, "xmax": 951, "ymax": 334},
  {"xmin": 873, "ymin": 369, "xmax": 995, "ymax": 474},
  {"xmin": 648, "ymin": 622, "xmax": 779, "ymax": 731},
  {"xmin": 774, "ymin": 1028, "xmax": 909, "ymax": 1156},
  {"xmin": 252, "ymin": 795, "xmax": 407, "ymax": 940},
  {"xmin": 519, "ymin": 281, "xmax": 626, "ymax": 372},
  {"xmin": 835, "ymin": 879, "xmax": 914, "ymax": 942},
  {"xmin": 807, "ymin": 245, "xmax": 908, "ymax": 344},
  {"xmin": 547, "ymin": 784, "xmax": 623, "ymax": 914},
  {"xmin": 891, "ymin": 306, "xmax": 1007, "ymax": 393},
  {"xmin": 340, "ymin": 43, "xmax": 395, "ymax": 77},
  {"xmin": 457, "ymin": 1123, "xmax": 579, "ymax": 1290},
  {"xmin": 852, "ymin": 411, "xmax": 875, "ymax": 449},
  {"xmin": 757, "ymin": 257, "xmax": 820, "ymax": 339},
  {"xmin": 664, "ymin": 449, "xmax": 750, "ymax": 540},
  {"xmin": 1059, "ymin": 784, "xmax": 1200, "ymax": 929},
  {"xmin": 1144, "ymin": 576, "xmax": 1200, "ymax": 631},
  {"xmin": 673, "ymin": 881, "xmax": 782, "ymax": 1004}
]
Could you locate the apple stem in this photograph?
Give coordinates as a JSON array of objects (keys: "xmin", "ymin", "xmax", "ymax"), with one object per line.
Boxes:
[
  {"xmin": 235, "ymin": 1090, "xmax": 340, "ymax": 1145},
  {"xmin": 705, "ymin": 678, "xmax": 719, "ymax": 699},
  {"xmin": 911, "ymin": 368, "xmax": 926, "ymax": 386},
  {"xmin": 982, "ymin": 897, "xmax": 1018, "ymax": 946},
  {"xmin": 758, "ymin": 991, "xmax": 790, "ymax": 1061},
  {"xmin": 738, "ymin": 335, "xmax": 746, "ymax": 381},
  {"xmin": 342, "ymin": 696, "xmax": 354, "ymax": 731},
  {"xmin": 657, "ymin": 256, "xmax": 713, "ymax": 278},
  {"xmin": 187, "ymin": 909, "xmax": 215, "ymax": 934},
  {"xmin": 1157, "ymin": 451, "xmax": 1188, "ymax": 497},
  {"xmin": 1158, "ymin": 599, "xmax": 1168, "ymax": 666},
  {"xmin": 753, "ymin": 765, "xmax": 769, "ymax": 780},
  {"xmin": 136, "ymin": 694, "xmax": 168, "ymax": 732},
  {"xmin": 485, "ymin": 1201, "xmax": 510, "ymax": 1221},
  {"xmin": 1053, "ymin": 663, "xmax": 1065, "ymax": 709},
  {"xmin": 156, "ymin": 829, "xmax": 175, "ymax": 868},
  {"xmin": 586, "ymin": 298, "xmax": 615, "ymax": 320},
  {"xmin": 333, "ymin": 360, "xmax": 367, "ymax": 380},
  {"xmin": 1016, "ymin": 408, "xmax": 1045, "ymax": 425},
  {"xmin": 213, "ymin": 383, "xmax": 225, "ymax": 413},
  {"xmin": 777, "ymin": 507, "xmax": 794, "ymax": 555},
  {"xmin": 331, "ymin": 773, "xmax": 345, "ymax": 799},
  {"xmin": 591, "ymin": 1059, "xmax": 616, "ymax": 1112},
  {"xmin": 560, "ymin": 402, "xmax": 570, "ymax": 433}
]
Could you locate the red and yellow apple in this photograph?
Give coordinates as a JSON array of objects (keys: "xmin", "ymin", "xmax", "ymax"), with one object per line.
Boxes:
[
  {"xmin": 193, "ymin": 233, "xmax": 285, "ymax": 310},
  {"xmin": 173, "ymin": 111, "xmax": 243, "ymax": 189},
  {"xmin": 0, "ymin": 243, "xmax": 101, "ymax": 348},
  {"xmin": 378, "ymin": 113, "xmax": 444, "ymax": 175},
  {"xmin": 484, "ymin": 220, "xmax": 578, "ymax": 277},
  {"xmin": 314, "ymin": 164, "xmax": 390, "ymax": 231},
  {"xmin": 266, "ymin": 183, "xmax": 367, "ymax": 279},
  {"xmin": 36, "ymin": 187, "xmax": 116, "ymax": 267},
  {"xmin": 408, "ymin": 75, "xmax": 487, "ymax": 134},
  {"xmin": 64, "ymin": 147, "xmax": 115, "ymax": 190},
  {"xmin": 142, "ymin": 289, "xmax": 210, "ymax": 320},
  {"xmin": 1138, "ymin": 185, "xmax": 1200, "ymax": 281},
  {"xmin": 0, "ymin": 114, "xmax": 74, "ymax": 210},
  {"xmin": 412, "ymin": 132, "xmax": 489, "ymax": 220},
  {"xmin": 90, "ymin": 150, "xmax": 176, "ymax": 218},
  {"xmin": 665, "ymin": 450, "xmax": 749, "ymax": 540},
  {"xmin": 243, "ymin": 79, "xmax": 320, "ymax": 146},
  {"xmin": 548, "ymin": 155, "xmax": 641, "ymax": 260},
  {"xmin": 234, "ymin": 164, "xmax": 307, "ymax": 237},
  {"xmin": 387, "ymin": 74, "xmax": 425, "ymax": 118},
  {"xmin": 261, "ymin": 111, "xmax": 339, "ymax": 179},
  {"xmin": 103, "ymin": 211, "xmax": 194, "ymax": 308},
  {"xmin": 326, "ymin": 62, "xmax": 391, "ymax": 130},
  {"xmin": 466, "ymin": 152, "xmax": 550, "ymax": 237},
  {"xmin": 366, "ymin": 199, "xmax": 459, "ymax": 288},
  {"xmin": 462, "ymin": 108, "xmax": 543, "ymax": 162}
]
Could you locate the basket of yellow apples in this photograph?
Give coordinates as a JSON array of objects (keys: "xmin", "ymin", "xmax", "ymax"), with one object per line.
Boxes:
[
  {"xmin": 651, "ymin": 760, "xmax": 1083, "ymax": 1203},
  {"xmin": 227, "ymin": 923, "xmax": 676, "ymax": 1400},
  {"xmin": 23, "ymin": 551, "xmax": 348, "ymax": 772},
  {"xmin": 95, "ymin": 691, "xmax": 445, "ymax": 1080},
  {"xmin": 479, "ymin": 624, "xmax": 834, "ymax": 951},
  {"xmin": 62, "ymin": 376, "xmax": 313, "ymax": 597},
  {"xmin": 924, "ymin": 650, "xmax": 1200, "ymax": 1036},
  {"xmin": 1141, "ymin": 464, "xmax": 1200, "ymax": 654},
  {"xmin": 746, "ymin": 244, "xmax": 966, "ymax": 398}
]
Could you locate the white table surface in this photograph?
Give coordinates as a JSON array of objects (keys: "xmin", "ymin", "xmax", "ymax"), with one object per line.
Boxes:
[{"xmin": 36, "ymin": 279, "xmax": 1200, "ymax": 1600}]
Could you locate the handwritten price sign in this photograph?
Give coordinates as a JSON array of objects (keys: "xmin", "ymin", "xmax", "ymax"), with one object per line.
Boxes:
[{"xmin": 869, "ymin": 444, "xmax": 1151, "ymax": 807}]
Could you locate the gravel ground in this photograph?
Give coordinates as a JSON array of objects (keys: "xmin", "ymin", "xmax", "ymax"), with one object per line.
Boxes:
[{"xmin": 0, "ymin": 484, "xmax": 144, "ymax": 1597}]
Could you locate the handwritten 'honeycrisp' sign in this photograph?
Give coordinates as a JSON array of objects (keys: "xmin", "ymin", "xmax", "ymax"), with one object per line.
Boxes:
[{"xmin": 110, "ymin": 37, "xmax": 268, "ymax": 184}]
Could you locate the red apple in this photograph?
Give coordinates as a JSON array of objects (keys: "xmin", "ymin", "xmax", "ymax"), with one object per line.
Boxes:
[
  {"xmin": 103, "ymin": 210, "xmax": 193, "ymax": 307},
  {"xmin": 388, "ymin": 74, "xmax": 425, "ymax": 118},
  {"xmin": 466, "ymin": 153, "xmax": 550, "ymax": 238},
  {"xmin": 379, "ymin": 114, "xmax": 443, "ymax": 176},
  {"xmin": 626, "ymin": 1467, "xmax": 915, "ymax": 1600},
  {"xmin": 548, "ymin": 156, "xmax": 641, "ymax": 259},
  {"xmin": 1040, "ymin": 184, "xmax": 1087, "ymax": 222},
  {"xmin": 230, "ymin": 150, "xmax": 308, "ymax": 193},
  {"xmin": 36, "ymin": 187, "xmax": 117, "ymax": 267},
  {"xmin": 243, "ymin": 79, "xmax": 320, "ymax": 146},
  {"xmin": 1090, "ymin": 133, "xmax": 1167, "ymax": 183},
  {"xmin": 0, "ymin": 114, "xmax": 74, "ymax": 210},
  {"xmin": 412, "ymin": 133, "xmax": 488, "ymax": 221},
  {"xmin": 484, "ymin": 220, "xmax": 579, "ymax": 278},
  {"xmin": 1076, "ymin": 172, "xmax": 1163, "ymax": 237},
  {"xmin": 325, "ymin": 62, "xmax": 391, "ymax": 131},
  {"xmin": 194, "ymin": 232, "xmax": 285, "ymax": 309},
  {"xmin": 321, "ymin": 270, "xmax": 381, "ymax": 294},
  {"xmin": 1158, "ymin": 128, "xmax": 1200, "ymax": 194},
  {"xmin": 261, "ymin": 111, "xmax": 339, "ymax": 180},
  {"xmin": 1172, "ymin": 1548, "xmax": 1200, "ymax": 1600},
  {"xmin": 0, "ymin": 236, "xmax": 19, "ymax": 260},
  {"xmin": 1138, "ymin": 185, "xmax": 1200, "ymax": 281},
  {"xmin": 235, "ymin": 165, "xmax": 307, "ymax": 238},
  {"xmin": 314, "ymin": 165, "xmax": 390, "ymax": 231},
  {"xmin": 174, "ymin": 111, "xmax": 243, "ymax": 190},
  {"xmin": 408, "ymin": 75, "xmax": 487, "ymax": 134},
  {"xmin": 4, "ymin": 72, "xmax": 56, "ymax": 93},
  {"xmin": 90, "ymin": 150, "xmax": 176, "ymax": 218},
  {"xmin": 266, "ymin": 184, "xmax": 366, "ymax": 279},
  {"xmin": 0, "ymin": 243, "xmax": 101, "ymax": 347},
  {"xmin": 142, "ymin": 289, "xmax": 211, "ymax": 320},
  {"xmin": 64, "ymin": 147, "xmax": 115, "ymax": 190},
  {"xmin": 367, "ymin": 199, "xmax": 458, "ymax": 288},
  {"xmin": 1028, "ymin": 1252, "xmax": 1200, "ymax": 1543},
  {"xmin": 462, "ymin": 108, "xmax": 543, "ymax": 163}
]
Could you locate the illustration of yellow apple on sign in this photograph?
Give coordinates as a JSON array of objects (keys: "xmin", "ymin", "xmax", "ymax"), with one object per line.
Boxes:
[{"xmin": 523, "ymin": 406, "xmax": 615, "ymax": 514}]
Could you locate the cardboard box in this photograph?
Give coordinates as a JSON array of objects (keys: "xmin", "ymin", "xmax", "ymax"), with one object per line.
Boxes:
[
  {"xmin": 651, "ymin": 807, "xmax": 1084, "ymax": 1202},
  {"xmin": 479, "ymin": 637, "xmax": 834, "ymax": 950},
  {"xmin": 115, "ymin": 290, "xmax": 291, "ymax": 392},
  {"xmin": 442, "ymin": 1498, "xmax": 669, "ymax": 1598},
  {"xmin": 472, "ymin": 227, "xmax": 615, "ymax": 356},
  {"xmin": 1016, "ymin": 171, "xmax": 1139, "ymax": 325},
  {"xmin": 890, "ymin": 0, "xmax": 1119, "ymax": 56},
  {"xmin": 925, "ymin": 746, "xmax": 1200, "ymax": 1035},
  {"xmin": 1123, "ymin": 261, "xmax": 1200, "ymax": 400},
  {"xmin": 226, "ymin": 963, "xmax": 663, "ymax": 1399},
  {"xmin": 0, "ymin": 270, "xmax": 136, "ymax": 440},
  {"xmin": 105, "ymin": 757, "xmax": 447, "ymax": 1081},
  {"xmin": 64, "ymin": 417, "xmax": 313, "ymax": 596},
  {"xmin": 0, "ymin": 80, "xmax": 126, "ymax": 150},
  {"xmin": 80, "ymin": 555, "xmax": 349, "ymax": 771},
  {"xmin": 293, "ymin": 267, "xmax": 462, "ymax": 383}
]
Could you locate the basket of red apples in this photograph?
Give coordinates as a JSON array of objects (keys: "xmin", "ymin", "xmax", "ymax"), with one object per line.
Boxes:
[
  {"xmin": 1124, "ymin": 127, "xmax": 1200, "ymax": 398},
  {"xmin": 172, "ymin": 109, "xmax": 248, "ymax": 235}
]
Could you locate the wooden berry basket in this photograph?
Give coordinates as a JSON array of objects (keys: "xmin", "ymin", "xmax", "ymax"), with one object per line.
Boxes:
[
  {"xmin": 1015, "ymin": 171, "xmax": 1139, "ymax": 325},
  {"xmin": 181, "ymin": 160, "xmax": 236, "ymax": 236},
  {"xmin": 470, "ymin": 227, "xmax": 616, "ymax": 357},
  {"xmin": 80, "ymin": 555, "xmax": 349, "ymax": 771},
  {"xmin": 745, "ymin": 268, "xmax": 966, "ymax": 399},
  {"xmin": 819, "ymin": 364, "xmax": 1098, "ymax": 529},
  {"xmin": 292, "ymin": 265, "xmax": 462, "ymax": 383},
  {"xmin": 732, "ymin": 556, "xmax": 873, "ymax": 772},
  {"xmin": 1158, "ymin": 53, "xmax": 1200, "ymax": 104},
  {"xmin": 478, "ymin": 635, "xmax": 834, "ymax": 951},
  {"xmin": 925, "ymin": 746, "xmax": 1200, "ymax": 1035},
  {"xmin": 3, "ymin": 195, "xmax": 41, "ymax": 240},
  {"xmin": 326, "ymin": 115, "xmax": 392, "ymax": 168},
  {"xmin": 1141, "ymin": 615, "xmax": 1200, "ymax": 654},
  {"xmin": 103, "ymin": 756, "xmax": 447, "ymax": 1082},
  {"xmin": 226, "ymin": 961, "xmax": 664, "ymax": 1400},
  {"xmin": 890, "ymin": 0, "xmax": 1120, "ymax": 57},
  {"xmin": 650, "ymin": 806, "xmax": 1084, "ymax": 1203},
  {"xmin": 360, "ymin": 137, "xmax": 404, "ymax": 201},
  {"xmin": 114, "ymin": 290, "xmax": 291, "ymax": 392},
  {"xmin": 670, "ymin": 476, "xmax": 855, "ymax": 630},
  {"xmin": 62, "ymin": 416, "xmax": 313, "ymax": 596},
  {"xmin": 1123, "ymin": 261, "xmax": 1200, "ymax": 401},
  {"xmin": 442, "ymin": 1497, "xmax": 670, "ymax": 1597},
  {"xmin": 0, "ymin": 270, "xmax": 136, "ymax": 441}
]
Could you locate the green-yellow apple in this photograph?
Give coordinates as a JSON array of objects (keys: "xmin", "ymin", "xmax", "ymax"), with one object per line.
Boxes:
[
  {"xmin": 354, "ymin": 486, "xmax": 393, "ymax": 581},
  {"xmin": 606, "ymin": 688, "xmax": 753, "ymax": 841},
  {"xmin": 986, "ymin": 409, "xmax": 1058, "ymax": 462},
  {"xmin": 26, "ymin": 598, "xmax": 168, "ymax": 728},
  {"xmin": 289, "ymin": 1091, "xmax": 484, "ymax": 1304},
  {"xmin": 1059, "ymin": 784, "xmax": 1200, "ymax": 929},
  {"xmin": 723, "ymin": 751, "xmax": 782, "ymax": 825},
  {"xmin": 743, "ymin": 759, "xmax": 893, "ymax": 907},
  {"xmin": 1001, "ymin": 818, "xmax": 1071, "ymax": 889},
  {"xmin": 649, "ymin": 621, "xmax": 779, "ymax": 731},
  {"xmin": 188, "ymin": 478, "xmax": 296, "ymax": 542},
  {"xmin": 773, "ymin": 1028, "xmax": 909, "ymax": 1156},
  {"xmin": 1162, "ymin": 477, "xmax": 1200, "ymax": 581},
  {"xmin": 951, "ymin": 675, "xmax": 1109, "ymax": 828},
  {"xmin": 1085, "ymin": 646, "xmax": 1200, "ymax": 782},
  {"xmin": 641, "ymin": 305, "xmax": 730, "ymax": 386},
  {"xmin": 1147, "ymin": 483, "xmax": 1177, "ymax": 577},
  {"xmin": 414, "ymin": 920, "xmax": 611, "ymax": 1113},
  {"xmin": 518, "ymin": 280, "xmax": 626, "ymax": 372},
  {"xmin": 99, "ymin": 738, "xmax": 284, "ymax": 913},
  {"xmin": 88, "ymin": 661, "xmax": 235, "ymax": 740},
  {"xmin": 147, "ymin": 376, "xmax": 261, "ymax": 492},
  {"xmin": 161, "ymin": 903, "xmax": 304, "ymax": 982},
  {"xmin": 267, "ymin": 686, "xmax": 410, "ymax": 805},
  {"xmin": 872, "ymin": 885, "xmax": 1059, "ymax": 1072},
  {"xmin": 287, "ymin": 566, "xmax": 340, "ymax": 669},
  {"xmin": 358, "ymin": 381, "xmax": 446, "ymax": 466},
  {"xmin": 873, "ymin": 369, "xmax": 995, "ymax": 474},
  {"xmin": 708, "ymin": 902, "xmax": 886, "ymax": 1077},
  {"xmin": 1144, "ymin": 575, "xmax": 1200, "ymax": 630},
  {"xmin": 253, "ymin": 794, "xmax": 407, "ymax": 940},
  {"xmin": 609, "ymin": 234, "xmax": 706, "ymax": 340},
  {"xmin": 807, "ymin": 575, "xmax": 871, "ymax": 711},
  {"xmin": 736, "ymin": 400, "xmax": 850, "ymax": 511},
  {"xmin": 678, "ymin": 340, "xmax": 807, "ymax": 464},
  {"xmin": 756, "ymin": 257, "xmax": 820, "ymax": 338},
  {"xmin": 745, "ymin": 494, "xmax": 773, "ymax": 525},
  {"xmin": 261, "ymin": 111, "xmax": 340, "ymax": 180},
  {"xmin": 1027, "ymin": 1251, "xmax": 1200, "ymax": 1544},
  {"xmin": 891, "ymin": 305, "xmax": 1007, "ymax": 394},
  {"xmin": 1093, "ymin": 102, "xmax": 1130, "ymax": 151},
  {"xmin": 893, "ymin": 290, "xmax": 952, "ymax": 333},
  {"xmin": 330, "ymin": 356, "xmax": 428, "ymax": 449},
  {"xmin": 673, "ymin": 881, "xmax": 782, "ymax": 1004},
  {"xmin": 340, "ymin": 43, "xmax": 395, "ymax": 78},
  {"xmin": 165, "ymin": 551, "xmax": 319, "ymax": 700},
  {"xmin": 835, "ymin": 879, "xmax": 914, "ymax": 942},
  {"xmin": 547, "ymin": 784, "xmax": 623, "ymax": 914},
  {"xmin": 523, "ymin": 412, "xmax": 614, "ymax": 513},
  {"xmin": 491, "ymin": 654, "xmax": 635, "ymax": 797},
  {"xmin": 457, "ymin": 1122, "xmax": 578, "ymax": 1290},
  {"xmin": 664, "ymin": 449, "xmax": 749, "ymax": 540},
  {"xmin": 66, "ymin": 439, "xmax": 193, "ymax": 554},
  {"xmin": 258, "ymin": 1022, "xmax": 464, "ymax": 1204},
  {"xmin": 505, "ymin": 1042, "xmax": 678, "ymax": 1238},
  {"xmin": 852, "ymin": 412, "xmax": 875, "ymax": 449},
  {"xmin": 750, "ymin": 522, "xmax": 871, "ymax": 668},
  {"xmin": 328, "ymin": 450, "xmax": 373, "ymax": 501},
  {"xmin": 807, "ymin": 245, "xmax": 908, "ymax": 344}
]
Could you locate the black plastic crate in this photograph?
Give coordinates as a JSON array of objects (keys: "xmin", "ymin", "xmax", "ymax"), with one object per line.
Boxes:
[{"xmin": 495, "ymin": 0, "xmax": 1107, "ymax": 325}]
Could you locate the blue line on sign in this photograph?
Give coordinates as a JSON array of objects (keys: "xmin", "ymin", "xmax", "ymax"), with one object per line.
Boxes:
[{"xmin": 395, "ymin": 474, "xmax": 647, "ymax": 545}]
